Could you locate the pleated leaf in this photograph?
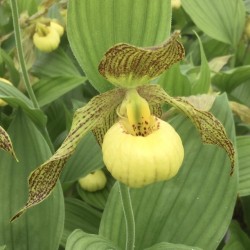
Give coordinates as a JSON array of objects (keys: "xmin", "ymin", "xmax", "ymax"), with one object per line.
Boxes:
[
  {"xmin": 181, "ymin": 0, "xmax": 246, "ymax": 47},
  {"xmin": 0, "ymin": 81, "xmax": 46, "ymax": 126},
  {"xmin": 99, "ymin": 94, "xmax": 237, "ymax": 250},
  {"xmin": 67, "ymin": 0, "xmax": 172, "ymax": 92},
  {"xmin": 0, "ymin": 110, "xmax": 64, "ymax": 250},
  {"xmin": 98, "ymin": 31, "xmax": 184, "ymax": 88},
  {"xmin": 145, "ymin": 242, "xmax": 202, "ymax": 250},
  {"xmin": 11, "ymin": 88, "xmax": 125, "ymax": 221},
  {"xmin": 66, "ymin": 229, "xmax": 121, "ymax": 250},
  {"xmin": 61, "ymin": 198, "xmax": 102, "ymax": 247},
  {"xmin": 237, "ymin": 136, "xmax": 250, "ymax": 197}
]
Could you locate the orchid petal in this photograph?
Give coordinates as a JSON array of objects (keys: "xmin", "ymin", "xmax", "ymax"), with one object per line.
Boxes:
[
  {"xmin": 11, "ymin": 88, "xmax": 125, "ymax": 221},
  {"xmin": 0, "ymin": 126, "xmax": 18, "ymax": 161},
  {"xmin": 98, "ymin": 31, "xmax": 185, "ymax": 88},
  {"xmin": 139, "ymin": 85, "xmax": 235, "ymax": 174}
]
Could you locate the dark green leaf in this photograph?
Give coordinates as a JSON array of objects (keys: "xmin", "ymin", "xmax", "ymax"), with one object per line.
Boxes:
[
  {"xmin": 66, "ymin": 229, "xmax": 121, "ymax": 250},
  {"xmin": 145, "ymin": 242, "xmax": 202, "ymax": 250},
  {"xmin": 68, "ymin": 0, "xmax": 172, "ymax": 92},
  {"xmin": 61, "ymin": 198, "xmax": 102, "ymax": 247},
  {"xmin": 0, "ymin": 110, "xmax": 64, "ymax": 250},
  {"xmin": 237, "ymin": 136, "xmax": 250, "ymax": 197}
]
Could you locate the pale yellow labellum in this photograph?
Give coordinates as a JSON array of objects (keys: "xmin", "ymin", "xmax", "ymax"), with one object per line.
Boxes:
[{"xmin": 102, "ymin": 117, "xmax": 184, "ymax": 188}]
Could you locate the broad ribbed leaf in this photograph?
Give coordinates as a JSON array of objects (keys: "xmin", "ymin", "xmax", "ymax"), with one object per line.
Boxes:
[
  {"xmin": 61, "ymin": 132, "xmax": 103, "ymax": 183},
  {"xmin": 66, "ymin": 229, "xmax": 121, "ymax": 250},
  {"xmin": 0, "ymin": 110, "xmax": 64, "ymax": 250},
  {"xmin": 145, "ymin": 242, "xmax": 202, "ymax": 250},
  {"xmin": 68, "ymin": 0, "xmax": 172, "ymax": 92},
  {"xmin": 237, "ymin": 136, "xmax": 250, "ymax": 197},
  {"xmin": 0, "ymin": 81, "xmax": 46, "ymax": 126},
  {"xmin": 182, "ymin": 0, "xmax": 245, "ymax": 47},
  {"xmin": 100, "ymin": 94, "xmax": 237, "ymax": 250},
  {"xmin": 191, "ymin": 33, "xmax": 210, "ymax": 94},
  {"xmin": 11, "ymin": 88, "xmax": 125, "ymax": 220},
  {"xmin": 212, "ymin": 66, "xmax": 250, "ymax": 92},
  {"xmin": 33, "ymin": 76, "xmax": 87, "ymax": 107},
  {"xmin": 223, "ymin": 221, "xmax": 250, "ymax": 250},
  {"xmin": 61, "ymin": 198, "xmax": 102, "ymax": 247}
]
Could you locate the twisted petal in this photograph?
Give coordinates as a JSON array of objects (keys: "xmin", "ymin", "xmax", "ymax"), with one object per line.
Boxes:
[
  {"xmin": 98, "ymin": 31, "xmax": 185, "ymax": 88},
  {"xmin": 0, "ymin": 126, "xmax": 18, "ymax": 161},
  {"xmin": 139, "ymin": 85, "xmax": 235, "ymax": 174},
  {"xmin": 11, "ymin": 88, "xmax": 125, "ymax": 221}
]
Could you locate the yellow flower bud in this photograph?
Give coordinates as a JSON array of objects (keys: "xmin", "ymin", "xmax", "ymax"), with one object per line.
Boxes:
[
  {"xmin": 78, "ymin": 170, "xmax": 107, "ymax": 192},
  {"xmin": 102, "ymin": 117, "xmax": 184, "ymax": 188},
  {"xmin": 50, "ymin": 21, "xmax": 64, "ymax": 37},
  {"xmin": 0, "ymin": 78, "xmax": 12, "ymax": 107},
  {"xmin": 171, "ymin": 0, "xmax": 181, "ymax": 9},
  {"xmin": 33, "ymin": 23, "xmax": 60, "ymax": 52}
]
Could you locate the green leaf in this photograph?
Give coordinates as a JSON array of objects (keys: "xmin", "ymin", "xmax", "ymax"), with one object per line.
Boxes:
[
  {"xmin": 66, "ymin": 229, "xmax": 121, "ymax": 250},
  {"xmin": 0, "ymin": 49, "xmax": 20, "ymax": 84},
  {"xmin": 99, "ymin": 94, "xmax": 237, "ymax": 250},
  {"xmin": 0, "ymin": 110, "xmax": 64, "ymax": 250},
  {"xmin": 231, "ymin": 81, "xmax": 250, "ymax": 107},
  {"xmin": 0, "ymin": 246, "xmax": 6, "ymax": 250},
  {"xmin": 31, "ymin": 48, "xmax": 82, "ymax": 78},
  {"xmin": 68, "ymin": 0, "xmax": 172, "ymax": 92},
  {"xmin": 61, "ymin": 198, "xmax": 102, "ymax": 247},
  {"xmin": 61, "ymin": 131, "xmax": 103, "ymax": 183},
  {"xmin": 145, "ymin": 242, "xmax": 202, "ymax": 250},
  {"xmin": 191, "ymin": 33, "xmax": 210, "ymax": 94},
  {"xmin": 181, "ymin": 0, "xmax": 246, "ymax": 47},
  {"xmin": 11, "ymin": 88, "xmax": 125, "ymax": 220},
  {"xmin": 0, "ymin": 80, "xmax": 47, "ymax": 127},
  {"xmin": 158, "ymin": 63, "xmax": 192, "ymax": 96},
  {"xmin": 33, "ymin": 76, "xmax": 87, "ymax": 107},
  {"xmin": 223, "ymin": 221, "xmax": 250, "ymax": 250},
  {"xmin": 212, "ymin": 66, "xmax": 250, "ymax": 92},
  {"xmin": 237, "ymin": 136, "xmax": 250, "ymax": 197}
]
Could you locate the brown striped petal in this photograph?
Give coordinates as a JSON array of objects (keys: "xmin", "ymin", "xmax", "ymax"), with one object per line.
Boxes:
[
  {"xmin": 0, "ymin": 126, "xmax": 18, "ymax": 161},
  {"xmin": 139, "ymin": 85, "xmax": 235, "ymax": 175},
  {"xmin": 98, "ymin": 31, "xmax": 185, "ymax": 88},
  {"xmin": 11, "ymin": 88, "xmax": 125, "ymax": 221}
]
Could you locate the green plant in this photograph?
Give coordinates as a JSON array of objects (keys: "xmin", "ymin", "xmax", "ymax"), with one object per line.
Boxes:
[{"xmin": 0, "ymin": 0, "xmax": 250, "ymax": 249}]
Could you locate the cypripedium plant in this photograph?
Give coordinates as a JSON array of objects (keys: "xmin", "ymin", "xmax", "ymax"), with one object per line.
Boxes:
[{"xmin": 11, "ymin": 31, "xmax": 235, "ymax": 221}]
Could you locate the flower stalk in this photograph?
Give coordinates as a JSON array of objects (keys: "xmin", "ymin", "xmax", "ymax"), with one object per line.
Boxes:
[{"xmin": 119, "ymin": 182, "xmax": 135, "ymax": 250}]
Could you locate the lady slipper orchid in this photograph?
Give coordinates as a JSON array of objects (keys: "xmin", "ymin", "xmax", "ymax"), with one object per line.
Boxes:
[{"xmin": 11, "ymin": 32, "xmax": 235, "ymax": 221}]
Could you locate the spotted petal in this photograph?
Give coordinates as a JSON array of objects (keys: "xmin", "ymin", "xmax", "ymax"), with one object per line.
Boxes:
[
  {"xmin": 139, "ymin": 85, "xmax": 235, "ymax": 175},
  {"xmin": 0, "ymin": 126, "xmax": 18, "ymax": 161},
  {"xmin": 98, "ymin": 31, "xmax": 185, "ymax": 88},
  {"xmin": 11, "ymin": 88, "xmax": 125, "ymax": 221}
]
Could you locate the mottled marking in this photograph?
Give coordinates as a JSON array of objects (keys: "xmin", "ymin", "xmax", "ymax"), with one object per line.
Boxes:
[
  {"xmin": 139, "ymin": 85, "xmax": 235, "ymax": 175},
  {"xmin": 0, "ymin": 126, "xmax": 18, "ymax": 161},
  {"xmin": 98, "ymin": 31, "xmax": 185, "ymax": 87},
  {"xmin": 11, "ymin": 88, "xmax": 126, "ymax": 221}
]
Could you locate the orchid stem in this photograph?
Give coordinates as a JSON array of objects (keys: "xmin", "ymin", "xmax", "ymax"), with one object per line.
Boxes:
[{"xmin": 118, "ymin": 182, "xmax": 135, "ymax": 250}]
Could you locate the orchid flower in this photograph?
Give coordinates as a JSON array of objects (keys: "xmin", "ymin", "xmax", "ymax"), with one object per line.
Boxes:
[{"xmin": 11, "ymin": 32, "xmax": 235, "ymax": 221}]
